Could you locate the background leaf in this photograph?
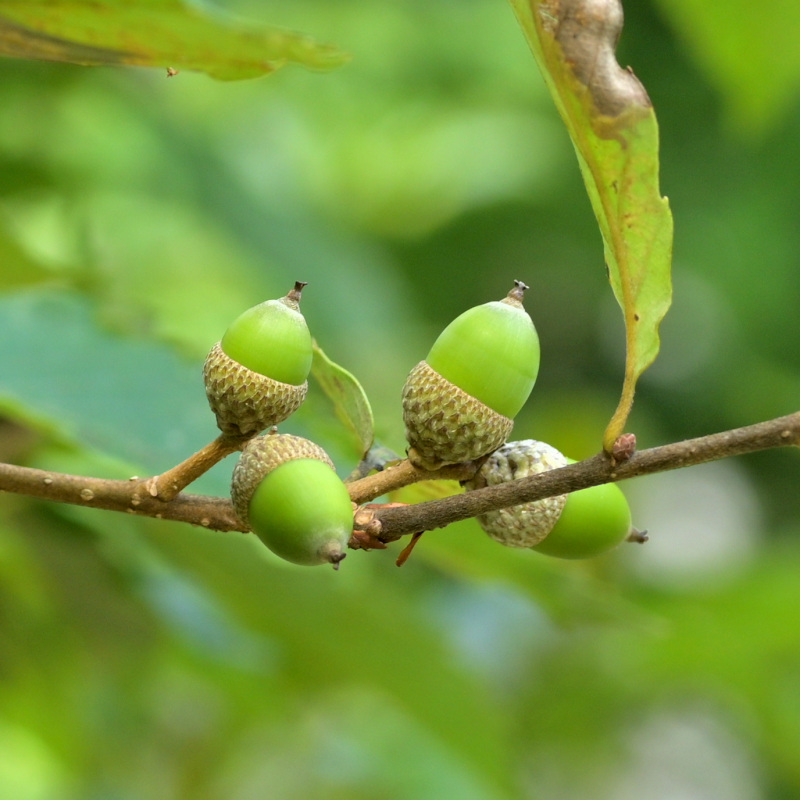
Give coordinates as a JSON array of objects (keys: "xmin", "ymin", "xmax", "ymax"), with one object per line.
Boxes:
[
  {"xmin": 510, "ymin": 0, "xmax": 673, "ymax": 448},
  {"xmin": 0, "ymin": 0, "xmax": 348, "ymax": 79},
  {"xmin": 311, "ymin": 341, "xmax": 375, "ymax": 460},
  {"xmin": 654, "ymin": 0, "xmax": 800, "ymax": 137}
]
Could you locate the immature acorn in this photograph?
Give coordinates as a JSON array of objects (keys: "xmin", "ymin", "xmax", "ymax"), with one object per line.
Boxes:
[
  {"xmin": 464, "ymin": 439, "xmax": 633, "ymax": 559},
  {"xmin": 402, "ymin": 281, "xmax": 540, "ymax": 470},
  {"xmin": 203, "ymin": 282, "xmax": 313, "ymax": 437},
  {"xmin": 231, "ymin": 431, "xmax": 354, "ymax": 568}
]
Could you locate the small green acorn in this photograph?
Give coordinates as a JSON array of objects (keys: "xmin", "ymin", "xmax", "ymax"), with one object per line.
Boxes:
[
  {"xmin": 531, "ymin": 475, "xmax": 632, "ymax": 560},
  {"xmin": 464, "ymin": 439, "xmax": 633, "ymax": 559},
  {"xmin": 203, "ymin": 282, "xmax": 313, "ymax": 437},
  {"xmin": 402, "ymin": 281, "xmax": 540, "ymax": 470},
  {"xmin": 231, "ymin": 431, "xmax": 354, "ymax": 568}
]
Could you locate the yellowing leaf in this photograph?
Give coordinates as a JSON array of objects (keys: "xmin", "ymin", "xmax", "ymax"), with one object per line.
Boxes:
[
  {"xmin": 0, "ymin": 0, "xmax": 348, "ymax": 79},
  {"xmin": 390, "ymin": 479, "xmax": 463, "ymax": 506},
  {"xmin": 510, "ymin": 0, "xmax": 673, "ymax": 449}
]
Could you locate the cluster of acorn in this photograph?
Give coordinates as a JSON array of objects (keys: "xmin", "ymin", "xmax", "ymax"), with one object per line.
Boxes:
[{"xmin": 203, "ymin": 281, "xmax": 633, "ymax": 570}]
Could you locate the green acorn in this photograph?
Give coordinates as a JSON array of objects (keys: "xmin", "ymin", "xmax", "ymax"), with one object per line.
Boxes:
[
  {"xmin": 531, "ymin": 474, "xmax": 632, "ymax": 559},
  {"xmin": 231, "ymin": 431, "xmax": 354, "ymax": 568},
  {"xmin": 464, "ymin": 439, "xmax": 633, "ymax": 559},
  {"xmin": 203, "ymin": 282, "xmax": 313, "ymax": 437},
  {"xmin": 402, "ymin": 281, "xmax": 540, "ymax": 470}
]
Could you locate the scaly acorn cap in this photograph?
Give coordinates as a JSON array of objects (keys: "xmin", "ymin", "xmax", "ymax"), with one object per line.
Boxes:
[
  {"xmin": 402, "ymin": 361, "xmax": 514, "ymax": 470},
  {"xmin": 463, "ymin": 439, "xmax": 569, "ymax": 547},
  {"xmin": 402, "ymin": 281, "xmax": 540, "ymax": 470},
  {"xmin": 231, "ymin": 431, "xmax": 352, "ymax": 568},
  {"xmin": 230, "ymin": 431, "xmax": 333, "ymax": 524},
  {"xmin": 203, "ymin": 282, "xmax": 312, "ymax": 436}
]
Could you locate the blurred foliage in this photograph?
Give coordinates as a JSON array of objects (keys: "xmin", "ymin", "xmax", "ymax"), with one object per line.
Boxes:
[
  {"xmin": 0, "ymin": 0, "xmax": 347, "ymax": 77},
  {"xmin": 1, "ymin": 1, "xmax": 800, "ymax": 798},
  {"xmin": 311, "ymin": 340, "xmax": 375, "ymax": 461}
]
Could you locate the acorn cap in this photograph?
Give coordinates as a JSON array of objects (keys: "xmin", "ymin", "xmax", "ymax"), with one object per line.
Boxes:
[
  {"xmin": 464, "ymin": 439, "xmax": 568, "ymax": 547},
  {"xmin": 203, "ymin": 342, "xmax": 308, "ymax": 436},
  {"xmin": 231, "ymin": 431, "xmax": 333, "ymax": 526},
  {"xmin": 402, "ymin": 360, "xmax": 514, "ymax": 470}
]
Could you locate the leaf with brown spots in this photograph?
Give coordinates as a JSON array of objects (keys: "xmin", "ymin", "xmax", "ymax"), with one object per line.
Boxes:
[
  {"xmin": 0, "ymin": 0, "xmax": 348, "ymax": 79},
  {"xmin": 510, "ymin": 0, "xmax": 673, "ymax": 450}
]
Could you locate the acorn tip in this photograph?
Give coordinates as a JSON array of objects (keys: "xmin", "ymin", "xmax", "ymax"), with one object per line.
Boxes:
[
  {"xmin": 288, "ymin": 281, "xmax": 308, "ymax": 304},
  {"xmin": 504, "ymin": 280, "xmax": 529, "ymax": 306}
]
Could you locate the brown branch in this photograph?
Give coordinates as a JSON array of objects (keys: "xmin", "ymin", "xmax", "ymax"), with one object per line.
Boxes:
[
  {"xmin": 346, "ymin": 458, "xmax": 481, "ymax": 504},
  {"xmin": 0, "ymin": 462, "xmax": 243, "ymax": 531},
  {"xmin": 144, "ymin": 433, "xmax": 249, "ymax": 501},
  {"xmin": 370, "ymin": 411, "xmax": 800, "ymax": 540},
  {"xmin": 1, "ymin": 411, "xmax": 798, "ymax": 542}
]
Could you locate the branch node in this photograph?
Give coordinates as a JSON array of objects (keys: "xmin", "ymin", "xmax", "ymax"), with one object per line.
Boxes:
[{"xmin": 611, "ymin": 432, "xmax": 637, "ymax": 465}]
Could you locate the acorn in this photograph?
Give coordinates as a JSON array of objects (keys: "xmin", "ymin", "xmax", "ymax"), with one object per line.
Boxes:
[
  {"xmin": 231, "ymin": 431, "xmax": 353, "ymax": 568},
  {"xmin": 203, "ymin": 282, "xmax": 313, "ymax": 437},
  {"xmin": 402, "ymin": 281, "xmax": 540, "ymax": 470},
  {"xmin": 531, "ymin": 475, "xmax": 632, "ymax": 560},
  {"xmin": 464, "ymin": 439, "xmax": 633, "ymax": 559}
]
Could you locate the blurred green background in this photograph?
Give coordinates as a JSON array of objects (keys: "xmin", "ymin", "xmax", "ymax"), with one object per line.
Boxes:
[{"xmin": 1, "ymin": 1, "xmax": 800, "ymax": 798}]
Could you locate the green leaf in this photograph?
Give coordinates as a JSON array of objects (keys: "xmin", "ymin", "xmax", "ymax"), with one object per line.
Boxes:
[
  {"xmin": 510, "ymin": 0, "xmax": 673, "ymax": 449},
  {"xmin": 0, "ymin": 288, "xmax": 225, "ymax": 489},
  {"xmin": 0, "ymin": 225, "xmax": 53, "ymax": 290},
  {"xmin": 311, "ymin": 340, "xmax": 375, "ymax": 460},
  {"xmin": 0, "ymin": 0, "xmax": 348, "ymax": 79}
]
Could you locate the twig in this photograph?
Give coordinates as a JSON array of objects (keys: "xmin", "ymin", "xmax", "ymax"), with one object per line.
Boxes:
[
  {"xmin": 144, "ymin": 433, "xmax": 249, "ymax": 501},
  {"xmin": 346, "ymin": 458, "xmax": 480, "ymax": 504},
  {"xmin": 0, "ymin": 462, "xmax": 242, "ymax": 530},
  {"xmin": 0, "ymin": 411, "xmax": 797, "ymax": 540},
  {"xmin": 371, "ymin": 411, "xmax": 800, "ymax": 540}
]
